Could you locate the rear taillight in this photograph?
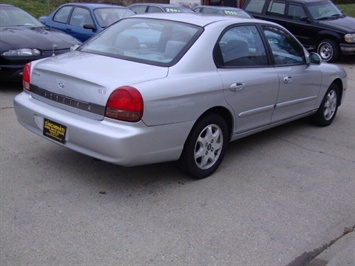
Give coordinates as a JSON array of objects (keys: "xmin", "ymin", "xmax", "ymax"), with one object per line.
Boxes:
[
  {"xmin": 105, "ymin": 86, "xmax": 144, "ymax": 122},
  {"xmin": 23, "ymin": 63, "xmax": 31, "ymax": 91}
]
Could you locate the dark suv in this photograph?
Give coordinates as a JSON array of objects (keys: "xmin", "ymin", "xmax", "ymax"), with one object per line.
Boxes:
[{"xmin": 243, "ymin": 0, "xmax": 355, "ymax": 62}]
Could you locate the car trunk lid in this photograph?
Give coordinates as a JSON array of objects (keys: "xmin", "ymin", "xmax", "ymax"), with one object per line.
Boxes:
[{"xmin": 29, "ymin": 51, "xmax": 168, "ymax": 120}]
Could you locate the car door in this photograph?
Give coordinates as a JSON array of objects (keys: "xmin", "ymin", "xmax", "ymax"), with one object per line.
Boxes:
[
  {"xmin": 216, "ymin": 25, "xmax": 279, "ymax": 133},
  {"xmin": 66, "ymin": 7, "xmax": 96, "ymax": 41},
  {"xmin": 261, "ymin": 24, "xmax": 322, "ymax": 122},
  {"xmin": 50, "ymin": 5, "xmax": 73, "ymax": 35},
  {"xmin": 285, "ymin": 2, "xmax": 319, "ymax": 50},
  {"xmin": 263, "ymin": 0, "xmax": 289, "ymax": 28}
]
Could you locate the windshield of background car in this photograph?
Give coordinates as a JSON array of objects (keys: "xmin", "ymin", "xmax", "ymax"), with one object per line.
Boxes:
[
  {"xmin": 163, "ymin": 7, "xmax": 192, "ymax": 13},
  {"xmin": 307, "ymin": 1, "xmax": 343, "ymax": 20},
  {"xmin": 224, "ymin": 9, "xmax": 252, "ymax": 17},
  {"xmin": 79, "ymin": 18, "xmax": 202, "ymax": 66},
  {"xmin": 94, "ymin": 8, "xmax": 135, "ymax": 27},
  {"xmin": 0, "ymin": 6, "xmax": 43, "ymax": 27}
]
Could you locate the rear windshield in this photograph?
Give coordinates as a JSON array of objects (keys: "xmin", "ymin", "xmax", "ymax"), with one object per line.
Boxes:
[
  {"xmin": 163, "ymin": 7, "xmax": 193, "ymax": 13},
  {"xmin": 79, "ymin": 18, "xmax": 202, "ymax": 67}
]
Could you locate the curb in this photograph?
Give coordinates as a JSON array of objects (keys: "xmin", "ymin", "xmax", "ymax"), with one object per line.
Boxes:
[{"xmin": 308, "ymin": 231, "xmax": 355, "ymax": 266}]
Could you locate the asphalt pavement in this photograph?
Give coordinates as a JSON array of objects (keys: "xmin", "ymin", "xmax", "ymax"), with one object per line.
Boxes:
[
  {"xmin": 1, "ymin": 57, "xmax": 354, "ymax": 265},
  {"xmin": 290, "ymin": 57, "xmax": 355, "ymax": 266},
  {"xmin": 308, "ymin": 230, "xmax": 354, "ymax": 266}
]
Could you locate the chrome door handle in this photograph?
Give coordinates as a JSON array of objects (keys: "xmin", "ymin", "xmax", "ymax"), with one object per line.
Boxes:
[
  {"xmin": 230, "ymin": 82, "xmax": 245, "ymax": 92},
  {"xmin": 283, "ymin": 76, "xmax": 293, "ymax": 84}
]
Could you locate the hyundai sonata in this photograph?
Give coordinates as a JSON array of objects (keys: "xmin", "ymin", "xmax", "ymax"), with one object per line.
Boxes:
[{"xmin": 14, "ymin": 13, "xmax": 347, "ymax": 178}]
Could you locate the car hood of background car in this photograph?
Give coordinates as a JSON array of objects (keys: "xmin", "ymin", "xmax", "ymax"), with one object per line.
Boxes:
[
  {"xmin": 0, "ymin": 26, "xmax": 80, "ymax": 52},
  {"xmin": 318, "ymin": 16, "xmax": 355, "ymax": 32},
  {"xmin": 30, "ymin": 51, "xmax": 169, "ymax": 119}
]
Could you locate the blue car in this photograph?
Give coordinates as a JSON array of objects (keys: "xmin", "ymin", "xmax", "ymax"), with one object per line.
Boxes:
[{"xmin": 39, "ymin": 3, "xmax": 135, "ymax": 42}]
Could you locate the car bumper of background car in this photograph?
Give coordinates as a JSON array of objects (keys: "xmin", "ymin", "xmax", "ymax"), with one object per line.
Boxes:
[
  {"xmin": 0, "ymin": 49, "xmax": 74, "ymax": 82},
  {"xmin": 340, "ymin": 43, "xmax": 355, "ymax": 55},
  {"xmin": 0, "ymin": 64, "xmax": 24, "ymax": 81},
  {"xmin": 14, "ymin": 92, "xmax": 192, "ymax": 167}
]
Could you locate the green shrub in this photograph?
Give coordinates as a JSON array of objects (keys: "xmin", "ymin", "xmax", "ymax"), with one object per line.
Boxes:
[{"xmin": 332, "ymin": 0, "xmax": 353, "ymax": 4}]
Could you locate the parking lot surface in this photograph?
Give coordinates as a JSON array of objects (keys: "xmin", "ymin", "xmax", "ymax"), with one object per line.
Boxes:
[{"xmin": 1, "ymin": 58, "xmax": 354, "ymax": 265}]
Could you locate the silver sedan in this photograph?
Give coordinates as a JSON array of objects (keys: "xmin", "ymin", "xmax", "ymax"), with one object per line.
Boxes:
[{"xmin": 14, "ymin": 13, "xmax": 347, "ymax": 179}]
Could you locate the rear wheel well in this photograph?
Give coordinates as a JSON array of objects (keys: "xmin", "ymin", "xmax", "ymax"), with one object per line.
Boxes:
[
  {"xmin": 198, "ymin": 107, "xmax": 233, "ymax": 140},
  {"xmin": 332, "ymin": 79, "xmax": 344, "ymax": 106},
  {"xmin": 178, "ymin": 107, "xmax": 233, "ymax": 179}
]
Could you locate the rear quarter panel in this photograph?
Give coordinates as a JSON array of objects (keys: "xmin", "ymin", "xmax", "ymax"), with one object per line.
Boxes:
[{"xmin": 137, "ymin": 20, "xmax": 234, "ymax": 127}]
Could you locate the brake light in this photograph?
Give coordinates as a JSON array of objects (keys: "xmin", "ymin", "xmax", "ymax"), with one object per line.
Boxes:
[
  {"xmin": 105, "ymin": 86, "xmax": 143, "ymax": 122},
  {"xmin": 23, "ymin": 63, "xmax": 31, "ymax": 91}
]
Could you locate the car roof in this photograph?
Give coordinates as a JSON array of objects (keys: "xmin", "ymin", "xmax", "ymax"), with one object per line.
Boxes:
[
  {"xmin": 128, "ymin": 3, "xmax": 193, "ymax": 11},
  {"xmin": 59, "ymin": 3, "xmax": 125, "ymax": 9},
  {"xmin": 264, "ymin": 0, "xmax": 329, "ymax": 3},
  {"xmin": 194, "ymin": 5, "xmax": 243, "ymax": 10},
  {"xmin": 131, "ymin": 12, "xmax": 260, "ymax": 26},
  {"xmin": 129, "ymin": 3, "xmax": 188, "ymax": 7}
]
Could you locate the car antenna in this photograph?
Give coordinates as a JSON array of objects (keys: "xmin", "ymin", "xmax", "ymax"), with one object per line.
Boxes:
[{"xmin": 47, "ymin": 0, "xmax": 55, "ymax": 56}]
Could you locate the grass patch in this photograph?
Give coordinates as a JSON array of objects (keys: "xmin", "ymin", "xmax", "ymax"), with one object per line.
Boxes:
[
  {"xmin": 338, "ymin": 4, "xmax": 355, "ymax": 17},
  {"xmin": 2, "ymin": 0, "xmax": 66, "ymax": 18}
]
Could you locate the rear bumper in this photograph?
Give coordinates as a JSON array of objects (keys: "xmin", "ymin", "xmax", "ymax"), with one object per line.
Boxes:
[{"xmin": 14, "ymin": 91, "xmax": 192, "ymax": 166}]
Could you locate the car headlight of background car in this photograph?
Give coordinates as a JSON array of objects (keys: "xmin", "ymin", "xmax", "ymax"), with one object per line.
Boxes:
[
  {"xmin": 2, "ymin": 48, "xmax": 41, "ymax": 56},
  {"xmin": 344, "ymin": 33, "xmax": 355, "ymax": 43}
]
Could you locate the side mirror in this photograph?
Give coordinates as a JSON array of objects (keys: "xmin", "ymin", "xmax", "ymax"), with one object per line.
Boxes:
[
  {"xmin": 300, "ymin": 16, "xmax": 310, "ymax": 22},
  {"xmin": 309, "ymin": 52, "xmax": 322, "ymax": 64},
  {"xmin": 83, "ymin": 24, "xmax": 96, "ymax": 31}
]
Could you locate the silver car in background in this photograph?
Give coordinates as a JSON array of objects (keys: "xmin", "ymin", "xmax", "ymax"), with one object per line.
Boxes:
[{"xmin": 14, "ymin": 13, "xmax": 347, "ymax": 179}]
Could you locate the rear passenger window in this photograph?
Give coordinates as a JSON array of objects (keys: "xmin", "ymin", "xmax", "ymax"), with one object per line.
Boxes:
[
  {"xmin": 214, "ymin": 25, "xmax": 268, "ymax": 67},
  {"xmin": 244, "ymin": 0, "xmax": 267, "ymax": 14},
  {"xmin": 267, "ymin": 1, "xmax": 286, "ymax": 17},
  {"xmin": 129, "ymin": 5, "xmax": 147, "ymax": 14},
  {"xmin": 147, "ymin": 6, "xmax": 163, "ymax": 13}
]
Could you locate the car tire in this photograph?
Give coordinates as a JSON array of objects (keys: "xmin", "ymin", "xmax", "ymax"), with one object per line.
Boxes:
[
  {"xmin": 312, "ymin": 83, "xmax": 339, "ymax": 127},
  {"xmin": 317, "ymin": 39, "xmax": 340, "ymax": 62},
  {"xmin": 178, "ymin": 113, "xmax": 229, "ymax": 179}
]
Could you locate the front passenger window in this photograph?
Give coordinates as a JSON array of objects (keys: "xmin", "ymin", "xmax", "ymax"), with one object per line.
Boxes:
[
  {"xmin": 69, "ymin": 7, "xmax": 93, "ymax": 27},
  {"xmin": 53, "ymin": 6, "xmax": 72, "ymax": 23},
  {"xmin": 288, "ymin": 4, "xmax": 306, "ymax": 21},
  {"xmin": 262, "ymin": 25, "xmax": 305, "ymax": 65}
]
